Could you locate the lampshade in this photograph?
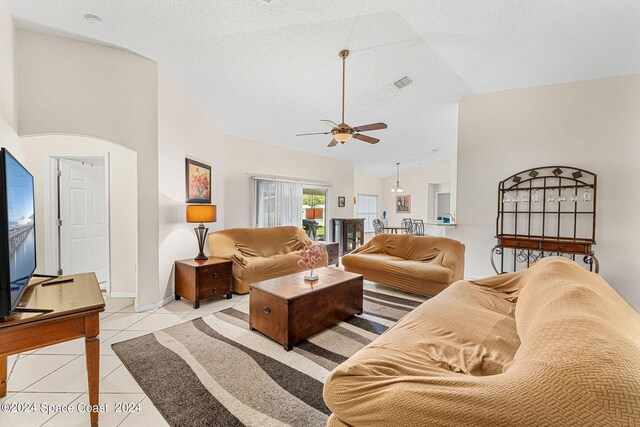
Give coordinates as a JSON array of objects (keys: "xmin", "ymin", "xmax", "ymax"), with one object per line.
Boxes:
[
  {"xmin": 186, "ymin": 204, "xmax": 217, "ymax": 223},
  {"xmin": 334, "ymin": 132, "xmax": 353, "ymax": 143},
  {"xmin": 305, "ymin": 207, "xmax": 323, "ymax": 220}
]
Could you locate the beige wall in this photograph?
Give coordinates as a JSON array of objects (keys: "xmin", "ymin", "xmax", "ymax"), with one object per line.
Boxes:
[
  {"xmin": 0, "ymin": 0, "xmax": 19, "ymax": 158},
  {"xmin": 16, "ymin": 29, "xmax": 160, "ymax": 309},
  {"xmin": 158, "ymin": 68, "xmax": 226, "ymax": 302},
  {"xmin": 353, "ymin": 171, "xmax": 384, "ymax": 215},
  {"xmin": 22, "ymin": 135, "xmax": 138, "ymax": 297},
  {"xmin": 224, "ymin": 135, "xmax": 355, "ymax": 238},
  {"xmin": 381, "ymin": 158, "xmax": 455, "ymax": 226},
  {"xmin": 451, "ymin": 75, "xmax": 640, "ymax": 310}
]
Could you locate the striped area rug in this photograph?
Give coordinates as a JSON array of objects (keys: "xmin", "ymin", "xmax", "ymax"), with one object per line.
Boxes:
[{"xmin": 112, "ymin": 289, "xmax": 424, "ymax": 427}]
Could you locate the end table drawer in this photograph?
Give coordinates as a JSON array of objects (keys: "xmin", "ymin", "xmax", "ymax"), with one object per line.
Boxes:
[
  {"xmin": 199, "ymin": 279, "xmax": 231, "ymax": 300},
  {"xmin": 197, "ymin": 263, "xmax": 231, "ymax": 283}
]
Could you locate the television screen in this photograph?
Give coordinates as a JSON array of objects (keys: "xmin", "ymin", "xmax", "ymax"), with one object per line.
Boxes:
[{"xmin": 0, "ymin": 148, "xmax": 36, "ymax": 317}]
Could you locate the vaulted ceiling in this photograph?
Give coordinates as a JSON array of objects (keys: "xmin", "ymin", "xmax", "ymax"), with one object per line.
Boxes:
[{"xmin": 11, "ymin": 0, "xmax": 640, "ymax": 177}]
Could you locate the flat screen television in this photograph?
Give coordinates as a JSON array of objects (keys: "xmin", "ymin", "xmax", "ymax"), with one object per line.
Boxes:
[{"xmin": 0, "ymin": 148, "xmax": 36, "ymax": 317}]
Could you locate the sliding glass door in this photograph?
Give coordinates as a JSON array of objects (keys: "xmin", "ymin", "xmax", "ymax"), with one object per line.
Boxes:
[
  {"xmin": 253, "ymin": 178, "xmax": 329, "ymax": 242},
  {"xmin": 302, "ymin": 187, "xmax": 327, "ymax": 241}
]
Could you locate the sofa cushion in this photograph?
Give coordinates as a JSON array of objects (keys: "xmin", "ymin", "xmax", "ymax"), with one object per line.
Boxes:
[{"xmin": 347, "ymin": 254, "xmax": 454, "ymax": 284}]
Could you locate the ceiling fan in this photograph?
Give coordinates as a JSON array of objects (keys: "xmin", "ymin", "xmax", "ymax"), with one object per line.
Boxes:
[{"xmin": 296, "ymin": 49, "xmax": 387, "ymax": 147}]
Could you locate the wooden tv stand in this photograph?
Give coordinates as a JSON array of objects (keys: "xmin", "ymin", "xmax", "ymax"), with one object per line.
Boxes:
[{"xmin": 0, "ymin": 273, "xmax": 105, "ymax": 426}]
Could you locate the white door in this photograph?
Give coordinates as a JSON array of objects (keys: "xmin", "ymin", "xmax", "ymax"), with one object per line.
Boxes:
[{"xmin": 59, "ymin": 159, "xmax": 110, "ymax": 289}]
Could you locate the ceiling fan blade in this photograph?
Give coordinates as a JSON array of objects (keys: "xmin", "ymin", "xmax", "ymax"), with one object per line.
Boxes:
[
  {"xmin": 296, "ymin": 131, "xmax": 332, "ymax": 136},
  {"xmin": 321, "ymin": 119, "xmax": 339, "ymax": 128},
  {"xmin": 353, "ymin": 122, "xmax": 387, "ymax": 132},
  {"xmin": 353, "ymin": 133, "xmax": 380, "ymax": 144},
  {"xmin": 327, "ymin": 139, "xmax": 339, "ymax": 147}
]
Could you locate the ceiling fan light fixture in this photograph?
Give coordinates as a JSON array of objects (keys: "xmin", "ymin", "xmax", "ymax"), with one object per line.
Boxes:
[{"xmin": 334, "ymin": 132, "xmax": 353, "ymax": 143}]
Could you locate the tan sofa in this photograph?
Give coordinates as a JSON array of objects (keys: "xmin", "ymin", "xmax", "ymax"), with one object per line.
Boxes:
[
  {"xmin": 341, "ymin": 234, "xmax": 465, "ymax": 296},
  {"xmin": 208, "ymin": 226, "xmax": 328, "ymax": 294},
  {"xmin": 323, "ymin": 257, "xmax": 640, "ymax": 427}
]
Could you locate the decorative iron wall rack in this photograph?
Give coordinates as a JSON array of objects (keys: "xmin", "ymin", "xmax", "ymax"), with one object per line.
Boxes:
[{"xmin": 491, "ymin": 166, "xmax": 598, "ymax": 274}]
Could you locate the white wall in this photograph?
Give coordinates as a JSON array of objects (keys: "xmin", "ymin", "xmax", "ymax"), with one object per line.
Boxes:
[
  {"xmin": 224, "ymin": 135, "xmax": 354, "ymax": 238},
  {"xmin": 0, "ymin": 0, "xmax": 19, "ymax": 158},
  {"xmin": 451, "ymin": 75, "xmax": 640, "ymax": 310},
  {"xmin": 22, "ymin": 135, "xmax": 138, "ymax": 297},
  {"xmin": 16, "ymin": 29, "xmax": 160, "ymax": 308},
  {"xmin": 381, "ymin": 158, "xmax": 454, "ymax": 226},
  {"xmin": 353, "ymin": 171, "xmax": 384, "ymax": 216},
  {"xmin": 158, "ymin": 68, "xmax": 226, "ymax": 302}
]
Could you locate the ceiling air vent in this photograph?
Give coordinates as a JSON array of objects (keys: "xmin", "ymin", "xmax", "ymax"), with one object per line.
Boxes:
[
  {"xmin": 393, "ymin": 75, "xmax": 414, "ymax": 90},
  {"xmin": 258, "ymin": 0, "xmax": 273, "ymax": 4}
]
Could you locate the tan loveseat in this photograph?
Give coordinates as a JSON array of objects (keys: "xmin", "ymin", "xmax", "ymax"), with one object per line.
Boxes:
[
  {"xmin": 208, "ymin": 226, "xmax": 328, "ymax": 294},
  {"xmin": 324, "ymin": 257, "xmax": 640, "ymax": 427},
  {"xmin": 341, "ymin": 234, "xmax": 465, "ymax": 296}
]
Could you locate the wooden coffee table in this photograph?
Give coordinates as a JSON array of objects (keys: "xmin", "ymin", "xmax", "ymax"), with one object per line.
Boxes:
[{"xmin": 249, "ymin": 268, "xmax": 363, "ymax": 351}]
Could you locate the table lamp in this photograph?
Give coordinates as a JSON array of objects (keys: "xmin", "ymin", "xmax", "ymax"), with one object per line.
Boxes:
[{"xmin": 186, "ymin": 205, "xmax": 217, "ymax": 260}]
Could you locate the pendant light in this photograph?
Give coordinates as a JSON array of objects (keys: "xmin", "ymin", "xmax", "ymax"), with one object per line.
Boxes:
[{"xmin": 391, "ymin": 162, "xmax": 404, "ymax": 193}]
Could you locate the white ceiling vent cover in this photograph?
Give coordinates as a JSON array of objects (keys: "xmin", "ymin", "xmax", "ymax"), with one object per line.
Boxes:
[{"xmin": 393, "ymin": 76, "xmax": 414, "ymax": 90}]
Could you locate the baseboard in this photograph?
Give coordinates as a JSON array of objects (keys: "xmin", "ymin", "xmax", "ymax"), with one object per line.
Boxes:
[
  {"xmin": 109, "ymin": 291, "xmax": 136, "ymax": 298},
  {"xmin": 135, "ymin": 294, "xmax": 175, "ymax": 313}
]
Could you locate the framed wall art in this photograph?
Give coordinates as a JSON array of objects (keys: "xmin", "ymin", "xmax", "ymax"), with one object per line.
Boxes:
[
  {"xmin": 396, "ymin": 194, "xmax": 411, "ymax": 214},
  {"xmin": 338, "ymin": 196, "xmax": 346, "ymax": 207},
  {"xmin": 185, "ymin": 158, "xmax": 212, "ymax": 203}
]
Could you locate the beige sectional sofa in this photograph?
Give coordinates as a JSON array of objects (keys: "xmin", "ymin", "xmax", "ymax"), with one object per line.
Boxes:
[
  {"xmin": 341, "ymin": 234, "xmax": 465, "ymax": 296},
  {"xmin": 208, "ymin": 226, "xmax": 328, "ymax": 294},
  {"xmin": 323, "ymin": 257, "xmax": 640, "ymax": 426}
]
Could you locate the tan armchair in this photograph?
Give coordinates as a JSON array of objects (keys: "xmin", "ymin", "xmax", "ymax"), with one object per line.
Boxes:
[
  {"xmin": 208, "ymin": 226, "xmax": 328, "ymax": 294},
  {"xmin": 341, "ymin": 234, "xmax": 464, "ymax": 296}
]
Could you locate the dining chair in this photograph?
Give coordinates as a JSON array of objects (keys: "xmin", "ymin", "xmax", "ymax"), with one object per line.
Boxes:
[
  {"xmin": 412, "ymin": 219, "xmax": 425, "ymax": 236},
  {"xmin": 401, "ymin": 218, "xmax": 414, "ymax": 234},
  {"xmin": 372, "ymin": 218, "xmax": 385, "ymax": 235}
]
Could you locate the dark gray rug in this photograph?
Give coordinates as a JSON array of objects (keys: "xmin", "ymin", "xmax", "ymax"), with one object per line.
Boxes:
[{"xmin": 112, "ymin": 289, "xmax": 423, "ymax": 427}]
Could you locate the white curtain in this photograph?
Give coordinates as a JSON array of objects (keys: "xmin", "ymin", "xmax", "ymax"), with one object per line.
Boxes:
[
  {"xmin": 255, "ymin": 179, "xmax": 303, "ymax": 228},
  {"xmin": 357, "ymin": 194, "xmax": 378, "ymax": 232}
]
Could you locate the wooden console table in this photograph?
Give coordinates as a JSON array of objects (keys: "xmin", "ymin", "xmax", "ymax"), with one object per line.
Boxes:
[{"xmin": 0, "ymin": 273, "xmax": 105, "ymax": 426}]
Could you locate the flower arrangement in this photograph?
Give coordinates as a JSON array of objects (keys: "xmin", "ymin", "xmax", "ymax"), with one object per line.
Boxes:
[{"xmin": 298, "ymin": 243, "xmax": 324, "ymax": 282}]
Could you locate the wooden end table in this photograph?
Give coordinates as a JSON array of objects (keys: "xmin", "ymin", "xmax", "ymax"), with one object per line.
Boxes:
[
  {"xmin": 0, "ymin": 273, "xmax": 105, "ymax": 427},
  {"xmin": 175, "ymin": 257, "xmax": 233, "ymax": 309},
  {"xmin": 249, "ymin": 268, "xmax": 363, "ymax": 351}
]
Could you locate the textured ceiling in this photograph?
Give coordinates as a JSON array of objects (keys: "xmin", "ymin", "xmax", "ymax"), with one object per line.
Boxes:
[{"xmin": 10, "ymin": 0, "xmax": 640, "ymax": 177}]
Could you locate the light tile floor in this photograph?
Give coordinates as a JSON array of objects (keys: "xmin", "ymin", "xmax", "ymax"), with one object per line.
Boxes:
[
  {"xmin": 1, "ymin": 281, "xmax": 422, "ymax": 427},
  {"xmin": 0, "ymin": 293, "xmax": 247, "ymax": 427}
]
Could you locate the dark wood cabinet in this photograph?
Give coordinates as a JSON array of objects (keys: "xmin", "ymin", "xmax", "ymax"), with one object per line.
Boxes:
[
  {"xmin": 175, "ymin": 257, "xmax": 233, "ymax": 309},
  {"xmin": 331, "ymin": 218, "xmax": 365, "ymax": 256}
]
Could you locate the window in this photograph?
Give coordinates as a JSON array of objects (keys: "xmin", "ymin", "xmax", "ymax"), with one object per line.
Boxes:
[{"xmin": 357, "ymin": 194, "xmax": 378, "ymax": 232}]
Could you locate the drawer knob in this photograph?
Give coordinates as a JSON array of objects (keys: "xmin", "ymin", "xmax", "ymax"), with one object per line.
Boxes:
[
  {"xmin": 263, "ymin": 306, "xmax": 271, "ymax": 314},
  {"xmin": 212, "ymin": 272, "xmax": 217, "ymax": 279}
]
